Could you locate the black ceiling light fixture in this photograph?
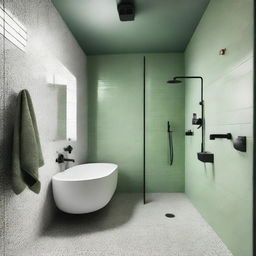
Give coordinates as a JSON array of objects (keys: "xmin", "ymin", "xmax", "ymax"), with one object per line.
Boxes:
[{"xmin": 117, "ymin": 0, "xmax": 135, "ymax": 21}]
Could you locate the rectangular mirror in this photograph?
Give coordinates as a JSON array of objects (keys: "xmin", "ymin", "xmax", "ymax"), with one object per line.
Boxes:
[
  {"xmin": 47, "ymin": 62, "xmax": 77, "ymax": 141},
  {"xmin": 55, "ymin": 84, "xmax": 67, "ymax": 140}
]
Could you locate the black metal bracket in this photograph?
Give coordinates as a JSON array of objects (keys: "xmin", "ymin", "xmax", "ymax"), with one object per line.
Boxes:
[
  {"xmin": 185, "ymin": 130, "xmax": 194, "ymax": 136},
  {"xmin": 210, "ymin": 133, "xmax": 232, "ymax": 140}
]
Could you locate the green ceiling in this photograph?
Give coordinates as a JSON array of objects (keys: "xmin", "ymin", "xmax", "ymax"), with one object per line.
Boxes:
[{"xmin": 52, "ymin": 0, "xmax": 210, "ymax": 55}]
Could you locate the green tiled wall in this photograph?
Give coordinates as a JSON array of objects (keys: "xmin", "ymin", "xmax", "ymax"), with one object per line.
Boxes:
[
  {"xmin": 145, "ymin": 54, "xmax": 185, "ymax": 192},
  {"xmin": 184, "ymin": 0, "xmax": 253, "ymax": 255},
  {"xmin": 88, "ymin": 54, "xmax": 185, "ymax": 192}
]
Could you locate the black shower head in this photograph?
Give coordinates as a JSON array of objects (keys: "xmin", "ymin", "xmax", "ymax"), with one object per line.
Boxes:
[{"xmin": 167, "ymin": 78, "xmax": 182, "ymax": 84}]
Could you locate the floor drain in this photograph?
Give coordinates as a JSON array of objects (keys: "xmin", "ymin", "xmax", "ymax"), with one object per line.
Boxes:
[{"xmin": 165, "ymin": 213, "xmax": 175, "ymax": 218}]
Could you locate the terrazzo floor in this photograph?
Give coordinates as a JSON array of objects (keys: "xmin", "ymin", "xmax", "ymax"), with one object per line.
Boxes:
[{"xmin": 8, "ymin": 193, "xmax": 233, "ymax": 256}]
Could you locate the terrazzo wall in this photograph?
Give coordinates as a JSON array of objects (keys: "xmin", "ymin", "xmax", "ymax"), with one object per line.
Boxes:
[{"xmin": 0, "ymin": 0, "xmax": 88, "ymax": 255}]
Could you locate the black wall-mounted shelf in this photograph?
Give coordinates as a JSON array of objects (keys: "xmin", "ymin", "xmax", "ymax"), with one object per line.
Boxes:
[{"xmin": 197, "ymin": 152, "xmax": 214, "ymax": 163}]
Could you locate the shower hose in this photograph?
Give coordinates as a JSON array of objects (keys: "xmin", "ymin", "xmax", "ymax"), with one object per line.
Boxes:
[{"xmin": 167, "ymin": 121, "xmax": 174, "ymax": 165}]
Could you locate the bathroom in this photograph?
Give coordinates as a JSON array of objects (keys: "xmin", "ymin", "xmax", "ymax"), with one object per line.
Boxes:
[{"xmin": 0, "ymin": 0, "xmax": 254, "ymax": 255}]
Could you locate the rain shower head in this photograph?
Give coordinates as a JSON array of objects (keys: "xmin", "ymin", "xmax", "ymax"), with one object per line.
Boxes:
[{"xmin": 167, "ymin": 78, "xmax": 182, "ymax": 84}]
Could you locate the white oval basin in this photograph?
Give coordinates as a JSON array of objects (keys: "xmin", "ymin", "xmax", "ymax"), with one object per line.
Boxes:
[{"xmin": 52, "ymin": 163, "xmax": 118, "ymax": 214}]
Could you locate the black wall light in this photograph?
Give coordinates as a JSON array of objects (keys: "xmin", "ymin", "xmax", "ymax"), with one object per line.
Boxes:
[{"xmin": 117, "ymin": 0, "xmax": 135, "ymax": 21}]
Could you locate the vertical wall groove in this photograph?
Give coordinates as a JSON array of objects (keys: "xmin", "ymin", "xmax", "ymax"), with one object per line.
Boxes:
[
  {"xmin": 253, "ymin": 1, "xmax": 255, "ymax": 255},
  {"xmin": 143, "ymin": 56, "xmax": 146, "ymax": 204}
]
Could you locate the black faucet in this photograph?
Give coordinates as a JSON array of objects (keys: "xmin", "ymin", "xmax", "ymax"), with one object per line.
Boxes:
[
  {"xmin": 209, "ymin": 133, "xmax": 232, "ymax": 140},
  {"xmin": 56, "ymin": 154, "xmax": 75, "ymax": 164}
]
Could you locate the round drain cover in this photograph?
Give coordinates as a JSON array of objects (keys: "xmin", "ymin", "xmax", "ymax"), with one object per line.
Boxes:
[{"xmin": 165, "ymin": 213, "xmax": 175, "ymax": 218}]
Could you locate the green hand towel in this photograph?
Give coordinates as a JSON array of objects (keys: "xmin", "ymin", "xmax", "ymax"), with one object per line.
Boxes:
[{"xmin": 12, "ymin": 89, "xmax": 44, "ymax": 194}]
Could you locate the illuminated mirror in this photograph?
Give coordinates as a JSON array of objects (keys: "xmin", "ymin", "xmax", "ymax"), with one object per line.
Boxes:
[{"xmin": 47, "ymin": 63, "xmax": 77, "ymax": 141}]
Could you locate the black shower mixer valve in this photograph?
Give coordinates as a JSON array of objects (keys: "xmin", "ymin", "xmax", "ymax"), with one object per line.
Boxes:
[{"xmin": 192, "ymin": 113, "xmax": 202, "ymax": 129}]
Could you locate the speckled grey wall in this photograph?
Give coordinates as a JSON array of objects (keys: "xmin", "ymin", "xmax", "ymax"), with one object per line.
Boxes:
[{"xmin": 0, "ymin": 0, "xmax": 88, "ymax": 255}]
